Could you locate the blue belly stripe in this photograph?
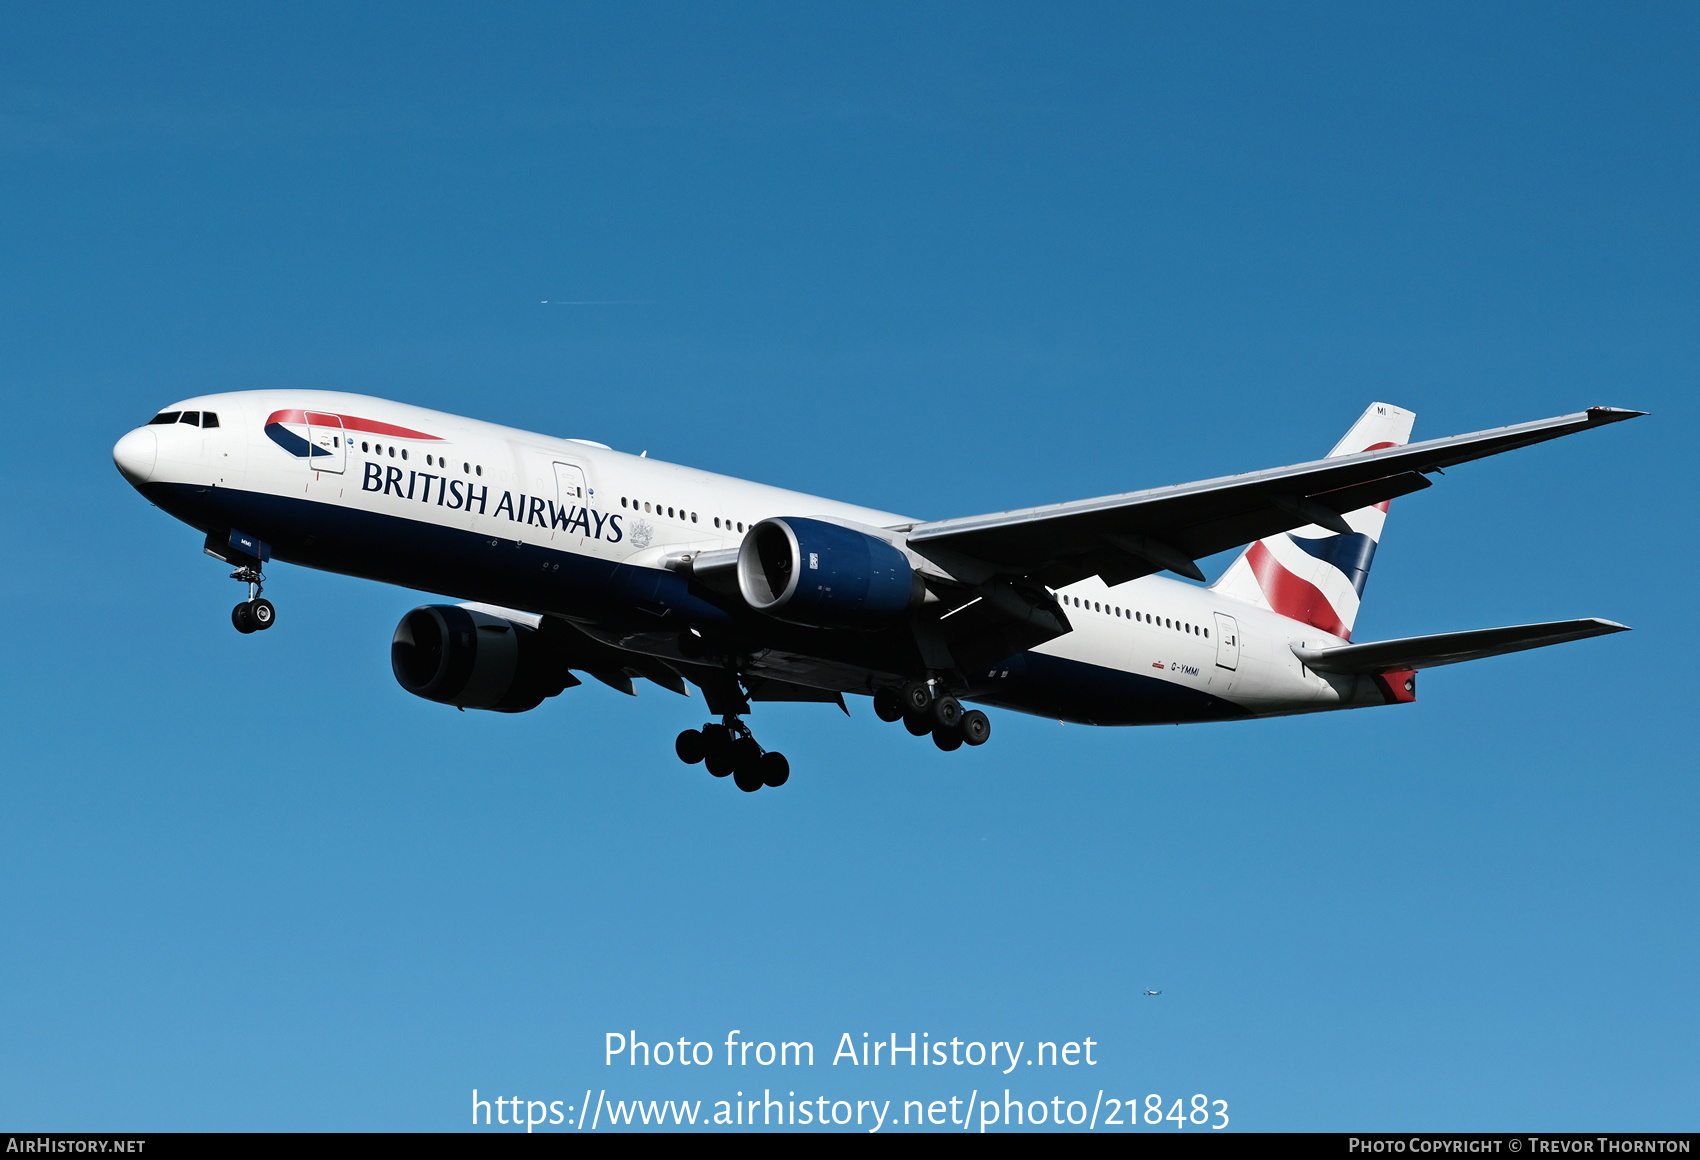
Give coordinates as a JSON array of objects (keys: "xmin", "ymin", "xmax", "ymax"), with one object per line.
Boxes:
[{"xmin": 141, "ymin": 482, "xmax": 1255, "ymax": 727}]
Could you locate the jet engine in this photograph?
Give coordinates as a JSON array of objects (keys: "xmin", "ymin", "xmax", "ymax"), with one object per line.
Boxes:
[
  {"xmin": 390, "ymin": 605, "xmax": 576, "ymax": 712},
  {"xmin": 737, "ymin": 517, "xmax": 923, "ymax": 628}
]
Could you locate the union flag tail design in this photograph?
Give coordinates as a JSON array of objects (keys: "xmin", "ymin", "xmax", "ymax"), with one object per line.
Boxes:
[{"xmin": 1210, "ymin": 402, "xmax": 1416, "ymax": 640}]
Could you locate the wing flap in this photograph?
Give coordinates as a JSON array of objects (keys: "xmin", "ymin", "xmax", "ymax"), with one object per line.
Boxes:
[
  {"xmin": 1292, "ymin": 618, "xmax": 1630, "ymax": 674},
  {"xmin": 744, "ymin": 676, "xmax": 849, "ymax": 711}
]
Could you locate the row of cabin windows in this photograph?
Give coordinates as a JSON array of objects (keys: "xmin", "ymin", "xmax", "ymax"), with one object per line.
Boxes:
[
  {"xmin": 621, "ymin": 496, "xmax": 698, "ymax": 523},
  {"xmin": 1063, "ymin": 593, "xmax": 1208, "ymax": 638},
  {"xmin": 617, "ymin": 497, "xmax": 749, "ymax": 533},
  {"xmin": 149, "ymin": 411, "xmax": 219, "ymax": 427},
  {"xmin": 359, "ymin": 443, "xmax": 483, "ymax": 476}
]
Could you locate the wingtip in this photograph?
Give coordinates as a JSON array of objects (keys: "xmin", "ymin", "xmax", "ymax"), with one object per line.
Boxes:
[{"xmin": 1585, "ymin": 406, "xmax": 1648, "ymax": 423}]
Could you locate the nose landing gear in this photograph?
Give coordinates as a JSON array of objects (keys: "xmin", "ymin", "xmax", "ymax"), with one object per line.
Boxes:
[
  {"xmin": 676, "ymin": 717, "xmax": 790, "ymax": 792},
  {"xmin": 229, "ymin": 565, "xmax": 276, "ymax": 634}
]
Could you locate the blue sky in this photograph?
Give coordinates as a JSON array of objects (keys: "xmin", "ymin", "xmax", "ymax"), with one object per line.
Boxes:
[{"xmin": 0, "ymin": 2, "xmax": 1694, "ymax": 1132}]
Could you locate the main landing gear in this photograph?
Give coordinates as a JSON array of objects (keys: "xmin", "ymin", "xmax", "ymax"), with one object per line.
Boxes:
[
  {"xmin": 873, "ymin": 681, "xmax": 990, "ymax": 752},
  {"xmin": 675, "ymin": 717, "xmax": 790, "ymax": 793},
  {"xmin": 229, "ymin": 565, "xmax": 276, "ymax": 634}
]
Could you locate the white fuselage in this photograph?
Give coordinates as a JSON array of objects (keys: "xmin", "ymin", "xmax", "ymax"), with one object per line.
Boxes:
[{"xmin": 114, "ymin": 390, "xmax": 1395, "ymax": 724}]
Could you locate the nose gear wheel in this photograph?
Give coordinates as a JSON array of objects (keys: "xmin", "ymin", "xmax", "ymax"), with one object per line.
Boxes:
[{"xmin": 229, "ymin": 566, "xmax": 276, "ymax": 633}]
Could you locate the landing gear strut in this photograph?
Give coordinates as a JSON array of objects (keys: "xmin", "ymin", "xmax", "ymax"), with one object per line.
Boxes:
[
  {"xmin": 676, "ymin": 717, "xmax": 789, "ymax": 792},
  {"xmin": 878, "ymin": 679, "xmax": 991, "ymax": 752},
  {"xmin": 229, "ymin": 566, "xmax": 276, "ymax": 634}
]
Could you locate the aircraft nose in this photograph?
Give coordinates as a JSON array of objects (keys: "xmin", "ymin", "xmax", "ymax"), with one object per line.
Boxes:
[{"xmin": 112, "ymin": 427, "xmax": 157, "ymax": 486}]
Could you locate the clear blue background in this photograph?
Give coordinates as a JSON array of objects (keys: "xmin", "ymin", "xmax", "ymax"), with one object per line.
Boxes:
[{"xmin": 1, "ymin": 2, "xmax": 1693, "ymax": 1132}]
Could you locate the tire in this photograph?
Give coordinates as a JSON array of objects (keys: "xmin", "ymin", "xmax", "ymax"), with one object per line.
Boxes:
[
  {"xmin": 703, "ymin": 727, "xmax": 734, "ymax": 777},
  {"xmin": 872, "ymin": 687, "xmax": 905, "ymax": 722},
  {"xmin": 731, "ymin": 736, "xmax": 762, "ymax": 771},
  {"xmin": 932, "ymin": 695, "xmax": 963, "ymax": 729},
  {"xmin": 932, "ymin": 725, "xmax": 963, "ymax": 752},
  {"xmin": 732, "ymin": 765, "xmax": 763, "ymax": 792},
  {"xmin": 758, "ymin": 751, "xmax": 790, "ymax": 788},
  {"xmin": 231, "ymin": 603, "xmax": 256, "ymax": 634},
  {"xmin": 249, "ymin": 598, "xmax": 276, "ymax": 630},
  {"xmin": 675, "ymin": 729, "xmax": 706, "ymax": 764},
  {"xmin": 960, "ymin": 709, "xmax": 991, "ymax": 746},
  {"xmin": 902, "ymin": 712, "xmax": 933, "ymax": 737},
  {"xmin": 901, "ymin": 681, "xmax": 932, "ymax": 714}
]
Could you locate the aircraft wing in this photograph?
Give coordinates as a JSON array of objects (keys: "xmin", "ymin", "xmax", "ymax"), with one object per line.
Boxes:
[
  {"xmin": 902, "ymin": 407, "xmax": 1642, "ymax": 594},
  {"xmin": 1291, "ymin": 618, "xmax": 1630, "ymax": 674}
]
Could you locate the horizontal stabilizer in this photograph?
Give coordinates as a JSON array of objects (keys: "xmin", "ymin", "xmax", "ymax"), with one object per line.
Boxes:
[{"xmin": 1293, "ymin": 618, "xmax": 1629, "ymax": 674}]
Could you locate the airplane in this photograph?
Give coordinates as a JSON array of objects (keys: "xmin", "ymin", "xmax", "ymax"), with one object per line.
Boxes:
[
  {"xmin": 1143, "ymin": 990, "xmax": 1162, "ymax": 996},
  {"xmin": 111, "ymin": 393, "xmax": 1640, "ymax": 793}
]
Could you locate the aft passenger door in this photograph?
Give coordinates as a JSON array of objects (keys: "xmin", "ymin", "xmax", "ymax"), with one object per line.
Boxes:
[
  {"xmin": 1212, "ymin": 612, "xmax": 1240, "ymax": 671},
  {"xmin": 305, "ymin": 412, "xmax": 346, "ymax": 474}
]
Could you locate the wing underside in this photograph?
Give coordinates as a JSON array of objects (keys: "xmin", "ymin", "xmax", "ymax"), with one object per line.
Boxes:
[{"xmin": 903, "ymin": 407, "xmax": 1642, "ymax": 593}]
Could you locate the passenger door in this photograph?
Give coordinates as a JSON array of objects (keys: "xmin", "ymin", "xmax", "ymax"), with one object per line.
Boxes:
[
  {"xmin": 1212, "ymin": 612, "xmax": 1240, "ymax": 671},
  {"xmin": 553, "ymin": 461, "xmax": 591, "ymax": 546},
  {"xmin": 305, "ymin": 412, "xmax": 346, "ymax": 474},
  {"xmin": 553, "ymin": 461, "xmax": 588, "ymax": 506}
]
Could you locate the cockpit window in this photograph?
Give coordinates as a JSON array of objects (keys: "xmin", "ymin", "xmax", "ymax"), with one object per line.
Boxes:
[
  {"xmin": 179, "ymin": 411, "xmax": 200, "ymax": 426},
  {"xmin": 200, "ymin": 412, "xmax": 218, "ymax": 427},
  {"xmin": 148, "ymin": 411, "xmax": 180, "ymax": 425}
]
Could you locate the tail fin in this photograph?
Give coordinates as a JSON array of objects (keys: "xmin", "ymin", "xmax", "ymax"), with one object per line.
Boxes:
[{"xmin": 1210, "ymin": 402, "xmax": 1416, "ymax": 640}]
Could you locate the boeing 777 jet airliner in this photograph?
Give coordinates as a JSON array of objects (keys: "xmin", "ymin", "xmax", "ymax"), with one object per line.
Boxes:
[{"xmin": 113, "ymin": 393, "xmax": 1638, "ymax": 792}]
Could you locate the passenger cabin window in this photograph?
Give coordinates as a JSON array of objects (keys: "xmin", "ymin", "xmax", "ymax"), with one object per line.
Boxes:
[{"xmin": 148, "ymin": 412, "xmax": 180, "ymax": 425}]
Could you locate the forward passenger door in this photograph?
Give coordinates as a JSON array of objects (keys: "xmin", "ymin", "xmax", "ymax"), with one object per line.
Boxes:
[{"xmin": 305, "ymin": 412, "xmax": 346, "ymax": 474}]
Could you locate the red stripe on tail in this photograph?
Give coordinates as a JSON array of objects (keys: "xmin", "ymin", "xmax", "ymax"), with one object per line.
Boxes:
[{"xmin": 1245, "ymin": 541, "xmax": 1352, "ymax": 639}]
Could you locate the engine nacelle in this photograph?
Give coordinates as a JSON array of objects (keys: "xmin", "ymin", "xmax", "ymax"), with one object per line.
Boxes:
[
  {"xmin": 737, "ymin": 517, "xmax": 922, "ymax": 628},
  {"xmin": 390, "ymin": 605, "xmax": 573, "ymax": 712}
]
